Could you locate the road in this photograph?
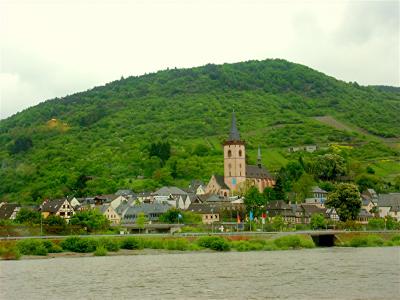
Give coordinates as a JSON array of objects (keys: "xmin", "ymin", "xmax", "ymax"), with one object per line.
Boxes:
[{"xmin": 1, "ymin": 230, "xmax": 398, "ymax": 240}]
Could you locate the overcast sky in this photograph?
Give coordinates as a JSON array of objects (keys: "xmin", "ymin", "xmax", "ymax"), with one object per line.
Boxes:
[{"xmin": 0, "ymin": 0, "xmax": 399, "ymax": 119}]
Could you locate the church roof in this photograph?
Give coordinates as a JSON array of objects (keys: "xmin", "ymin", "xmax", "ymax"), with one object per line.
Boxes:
[
  {"xmin": 214, "ymin": 175, "xmax": 230, "ymax": 190},
  {"xmin": 246, "ymin": 165, "xmax": 272, "ymax": 179},
  {"xmin": 227, "ymin": 111, "xmax": 241, "ymax": 141}
]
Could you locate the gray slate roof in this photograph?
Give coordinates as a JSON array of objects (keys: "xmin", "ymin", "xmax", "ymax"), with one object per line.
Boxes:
[
  {"xmin": 228, "ymin": 111, "xmax": 241, "ymax": 141},
  {"xmin": 246, "ymin": 165, "xmax": 272, "ymax": 179},
  {"xmin": 214, "ymin": 175, "xmax": 230, "ymax": 190},
  {"xmin": 41, "ymin": 199, "xmax": 68, "ymax": 213},
  {"xmin": 312, "ymin": 186, "xmax": 327, "ymax": 194},
  {"xmin": 0, "ymin": 203, "xmax": 19, "ymax": 219},
  {"xmin": 154, "ymin": 186, "xmax": 187, "ymax": 196},
  {"xmin": 378, "ymin": 193, "xmax": 400, "ymax": 207},
  {"xmin": 115, "ymin": 189, "xmax": 135, "ymax": 196},
  {"xmin": 187, "ymin": 203, "xmax": 220, "ymax": 214}
]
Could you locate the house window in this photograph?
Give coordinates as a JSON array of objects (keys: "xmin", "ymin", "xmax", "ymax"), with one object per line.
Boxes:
[
  {"xmin": 228, "ymin": 150, "xmax": 232, "ymax": 157},
  {"xmin": 239, "ymin": 150, "xmax": 242, "ymax": 157}
]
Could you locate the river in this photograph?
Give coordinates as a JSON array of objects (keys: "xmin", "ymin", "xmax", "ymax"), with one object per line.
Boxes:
[{"xmin": 0, "ymin": 247, "xmax": 399, "ymax": 299}]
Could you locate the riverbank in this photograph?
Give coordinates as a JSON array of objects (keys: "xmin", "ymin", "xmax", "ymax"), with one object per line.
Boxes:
[{"xmin": 1, "ymin": 233, "xmax": 399, "ymax": 260}]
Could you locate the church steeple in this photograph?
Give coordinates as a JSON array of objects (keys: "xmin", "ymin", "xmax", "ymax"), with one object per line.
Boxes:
[{"xmin": 228, "ymin": 111, "xmax": 241, "ymax": 141}]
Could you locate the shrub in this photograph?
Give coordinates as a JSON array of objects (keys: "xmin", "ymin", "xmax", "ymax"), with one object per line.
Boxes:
[
  {"xmin": 163, "ymin": 239, "xmax": 190, "ymax": 251},
  {"xmin": 94, "ymin": 246, "xmax": 108, "ymax": 256},
  {"xmin": 76, "ymin": 239, "xmax": 98, "ymax": 253},
  {"xmin": 17, "ymin": 239, "xmax": 48, "ymax": 256},
  {"xmin": 349, "ymin": 235, "xmax": 384, "ymax": 247},
  {"xmin": 367, "ymin": 218, "xmax": 385, "ymax": 230},
  {"xmin": 97, "ymin": 238, "xmax": 120, "ymax": 252},
  {"xmin": 60, "ymin": 237, "xmax": 98, "ymax": 253},
  {"xmin": 60, "ymin": 237, "xmax": 81, "ymax": 252},
  {"xmin": 42, "ymin": 240, "xmax": 63, "ymax": 253},
  {"xmin": 142, "ymin": 238, "xmax": 164, "ymax": 249},
  {"xmin": 274, "ymin": 236, "xmax": 301, "ymax": 249},
  {"xmin": 0, "ymin": 246, "xmax": 21, "ymax": 260},
  {"xmin": 197, "ymin": 236, "xmax": 230, "ymax": 251},
  {"xmin": 391, "ymin": 235, "xmax": 400, "ymax": 245},
  {"xmin": 273, "ymin": 235, "xmax": 315, "ymax": 249},
  {"xmin": 232, "ymin": 241, "xmax": 250, "ymax": 251},
  {"xmin": 232, "ymin": 240, "xmax": 266, "ymax": 251},
  {"xmin": 33, "ymin": 245, "xmax": 48, "ymax": 256},
  {"xmin": 120, "ymin": 237, "xmax": 143, "ymax": 250},
  {"xmin": 210, "ymin": 238, "xmax": 230, "ymax": 251}
]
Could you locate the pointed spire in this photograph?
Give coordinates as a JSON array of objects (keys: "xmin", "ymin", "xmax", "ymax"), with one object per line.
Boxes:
[
  {"xmin": 228, "ymin": 111, "xmax": 241, "ymax": 141},
  {"xmin": 257, "ymin": 145, "xmax": 262, "ymax": 168}
]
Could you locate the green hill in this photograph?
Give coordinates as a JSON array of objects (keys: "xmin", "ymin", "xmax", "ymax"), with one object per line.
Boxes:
[{"xmin": 1, "ymin": 59, "xmax": 399, "ymax": 203}]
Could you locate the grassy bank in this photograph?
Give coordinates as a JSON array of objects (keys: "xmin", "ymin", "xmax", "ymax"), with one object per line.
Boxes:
[{"xmin": 1, "ymin": 234, "xmax": 399, "ymax": 260}]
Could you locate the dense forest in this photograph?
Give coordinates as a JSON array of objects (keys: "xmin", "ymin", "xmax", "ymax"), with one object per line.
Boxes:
[{"xmin": 1, "ymin": 59, "xmax": 399, "ymax": 203}]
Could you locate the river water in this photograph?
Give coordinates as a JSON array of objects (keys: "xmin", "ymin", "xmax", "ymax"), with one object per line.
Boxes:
[{"xmin": 1, "ymin": 247, "xmax": 399, "ymax": 300}]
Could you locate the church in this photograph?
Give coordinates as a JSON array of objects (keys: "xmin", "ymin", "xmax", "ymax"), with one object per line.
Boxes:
[{"xmin": 205, "ymin": 112, "xmax": 275, "ymax": 197}]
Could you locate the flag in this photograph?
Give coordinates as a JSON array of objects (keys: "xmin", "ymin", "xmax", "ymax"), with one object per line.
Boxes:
[
  {"xmin": 237, "ymin": 213, "xmax": 241, "ymax": 224},
  {"xmin": 249, "ymin": 211, "xmax": 254, "ymax": 221}
]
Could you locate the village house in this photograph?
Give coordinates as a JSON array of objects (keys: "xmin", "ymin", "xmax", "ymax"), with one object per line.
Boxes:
[
  {"xmin": 326, "ymin": 207, "xmax": 340, "ymax": 222},
  {"xmin": 40, "ymin": 199, "xmax": 75, "ymax": 222},
  {"xmin": 97, "ymin": 205, "xmax": 121, "ymax": 224},
  {"xmin": 115, "ymin": 189, "xmax": 136, "ymax": 198},
  {"xmin": 377, "ymin": 193, "xmax": 400, "ymax": 221},
  {"xmin": 206, "ymin": 112, "xmax": 275, "ymax": 196},
  {"xmin": 92, "ymin": 194, "xmax": 125, "ymax": 207},
  {"xmin": 136, "ymin": 192, "xmax": 153, "ymax": 203},
  {"xmin": 357, "ymin": 209, "xmax": 374, "ymax": 224},
  {"xmin": 153, "ymin": 186, "xmax": 189, "ymax": 208},
  {"xmin": 121, "ymin": 203, "xmax": 170, "ymax": 223},
  {"xmin": 304, "ymin": 186, "xmax": 328, "ymax": 206},
  {"xmin": 68, "ymin": 197, "xmax": 82, "ymax": 210},
  {"xmin": 187, "ymin": 203, "xmax": 220, "ymax": 224},
  {"xmin": 266, "ymin": 201, "xmax": 304, "ymax": 224},
  {"xmin": 362, "ymin": 189, "xmax": 379, "ymax": 204},
  {"xmin": 288, "ymin": 145, "xmax": 318, "ymax": 153},
  {"xmin": 0, "ymin": 203, "xmax": 21, "ymax": 220}
]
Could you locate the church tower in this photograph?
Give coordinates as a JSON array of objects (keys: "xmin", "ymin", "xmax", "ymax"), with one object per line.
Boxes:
[{"xmin": 224, "ymin": 112, "xmax": 246, "ymax": 191}]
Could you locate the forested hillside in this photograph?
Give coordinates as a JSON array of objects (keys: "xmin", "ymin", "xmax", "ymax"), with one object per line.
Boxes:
[{"xmin": 1, "ymin": 59, "xmax": 399, "ymax": 203}]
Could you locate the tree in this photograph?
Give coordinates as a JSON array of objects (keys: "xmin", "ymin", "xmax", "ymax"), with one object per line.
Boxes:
[
  {"xmin": 356, "ymin": 174, "xmax": 383, "ymax": 193},
  {"xmin": 160, "ymin": 208, "xmax": 181, "ymax": 223},
  {"xmin": 44, "ymin": 215, "xmax": 67, "ymax": 226},
  {"xmin": 69, "ymin": 210, "xmax": 110, "ymax": 232},
  {"xmin": 310, "ymin": 213, "xmax": 327, "ymax": 229},
  {"xmin": 273, "ymin": 176, "xmax": 286, "ymax": 200},
  {"xmin": 285, "ymin": 161, "xmax": 304, "ymax": 182},
  {"xmin": 244, "ymin": 186, "xmax": 264, "ymax": 213},
  {"xmin": 149, "ymin": 141, "xmax": 171, "ymax": 165},
  {"xmin": 136, "ymin": 212, "xmax": 148, "ymax": 233},
  {"xmin": 292, "ymin": 173, "xmax": 314, "ymax": 203},
  {"xmin": 193, "ymin": 144, "xmax": 209, "ymax": 156},
  {"xmin": 325, "ymin": 183, "xmax": 361, "ymax": 222},
  {"xmin": 312, "ymin": 154, "xmax": 346, "ymax": 181},
  {"xmin": 366, "ymin": 166, "xmax": 375, "ymax": 174},
  {"xmin": 272, "ymin": 215, "xmax": 285, "ymax": 231},
  {"xmin": 385, "ymin": 216, "xmax": 399, "ymax": 230},
  {"xmin": 262, "ymin": 187, "xmax": 275, "ymax": 204},
  {"xmin": 9, "ymin": 136, "xmax": 33, "ymax": 154},
  {"xmin": 15, "ymin": 208, "xmax": 41, "ymax": 224}
]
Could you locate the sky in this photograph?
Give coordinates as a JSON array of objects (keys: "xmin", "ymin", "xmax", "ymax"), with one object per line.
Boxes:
[{"xmin": 0, "ymin": 0, "xmax": 399, "ymax": 119}]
